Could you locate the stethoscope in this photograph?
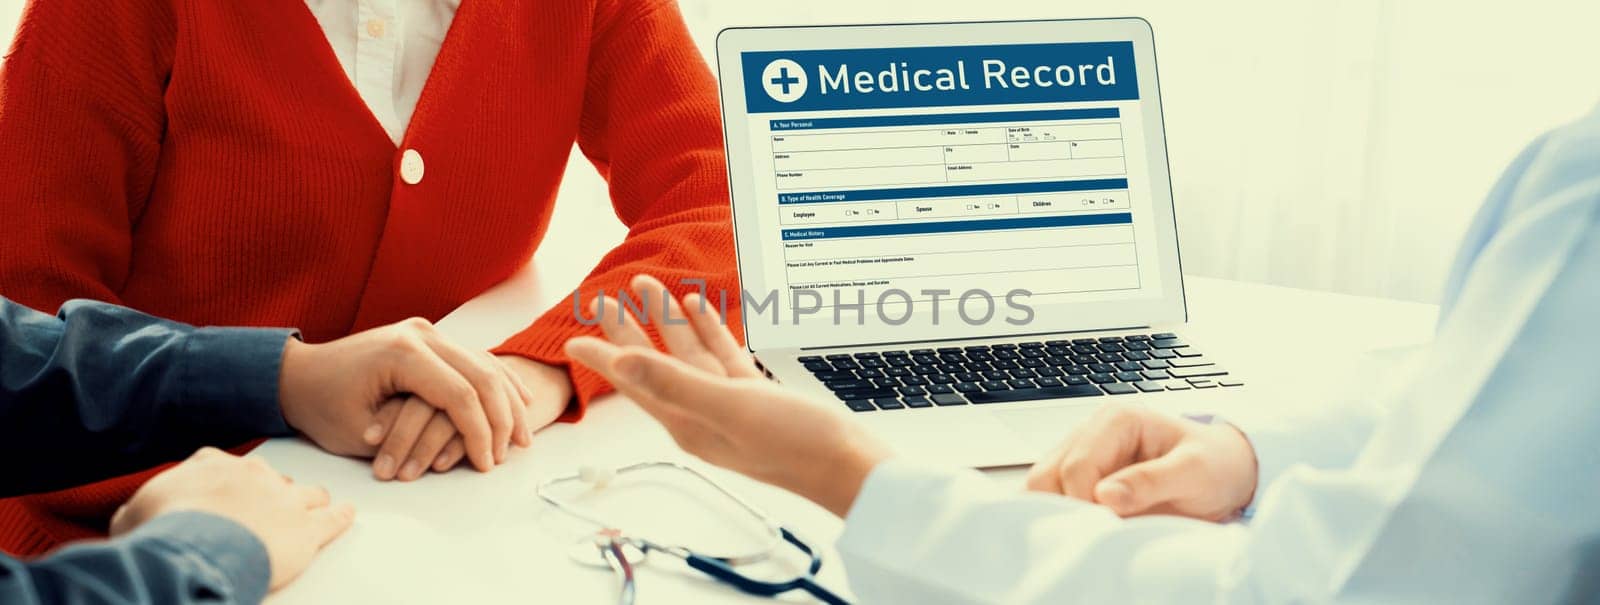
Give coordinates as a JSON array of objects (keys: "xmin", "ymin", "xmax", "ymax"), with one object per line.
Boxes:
[{"xmin": 536, "ymin": 461, "xmax": 851, "ymax": 605}]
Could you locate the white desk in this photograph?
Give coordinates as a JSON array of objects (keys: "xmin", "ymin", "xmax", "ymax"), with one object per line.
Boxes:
[{"xmin": 259, "ymin": 263, "xmax": 1438, "ymax": 604}]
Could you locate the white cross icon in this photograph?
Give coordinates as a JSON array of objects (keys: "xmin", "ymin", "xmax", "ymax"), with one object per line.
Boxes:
[{"xmin": 761, "ymin": 59, "xmax": 807, "ymax": 103}]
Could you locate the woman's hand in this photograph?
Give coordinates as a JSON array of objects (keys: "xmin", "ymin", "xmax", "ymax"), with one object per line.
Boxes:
[
  {"xmin": 277, "ymin": 317, "xmax": 531, "ymax": 475},
  {"xmin": 563, "ymin": 275, "xmax": 891, "ymax": 517},
  {"xmin": 361, "ymin": 356, "xmax": 570, "ymax": 481},
  {"xmin": 1025, "ymin": 405, "xmax": 1258, "ymax": 521}
]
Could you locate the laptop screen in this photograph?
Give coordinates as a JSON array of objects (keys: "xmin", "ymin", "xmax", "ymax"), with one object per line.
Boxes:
[{"xmin": 718, "ymin": 20, "xmax": 1185, "ymax": 351}]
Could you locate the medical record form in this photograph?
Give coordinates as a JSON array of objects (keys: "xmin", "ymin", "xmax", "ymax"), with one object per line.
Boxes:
[{"xmin": 737, "ymin": 41, "xmax": 1167, "ymax": 309}]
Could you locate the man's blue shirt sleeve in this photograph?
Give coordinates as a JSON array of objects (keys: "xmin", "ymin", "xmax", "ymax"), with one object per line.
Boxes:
[
  {"xmin": 0, "ymin": 511, "xmax": 272, "ymax": 605},
  {"xmin": 0, "ymin": 297, "xmax": 297, "ymax": 496}
]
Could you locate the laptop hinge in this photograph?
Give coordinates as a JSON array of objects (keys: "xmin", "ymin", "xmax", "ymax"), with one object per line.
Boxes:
[{"xmin": 789, "ymin": 325, "xmax": 1155, "ymax": 352}]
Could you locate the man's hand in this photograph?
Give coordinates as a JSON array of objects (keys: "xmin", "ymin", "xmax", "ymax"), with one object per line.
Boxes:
[
  {"xmin": 110, "ymin": 448, "xmax": 355, "ymax": 591},
  {"xmin": 360, "ymin": 356, "xmax": 570, "ymax": 481},
  {"xmin": 277, "ymin": 317, "xmax": 531, "ymax": 475},
  {"xmin": 564, "ymin": 274, "xmax": 890, "ymax": 517},
  {"xmin": 1025, "ymin": 405, "xmax": 1258, "ymax": 521},
  {"xmin": 272, "ymin": 313, "xmax": 528, "ymax": 473}
]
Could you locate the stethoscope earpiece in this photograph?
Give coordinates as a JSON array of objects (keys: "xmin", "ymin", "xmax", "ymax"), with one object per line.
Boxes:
[{"xmin": 577, "ymin": 465, "xmax": 617, "ymax": 490}]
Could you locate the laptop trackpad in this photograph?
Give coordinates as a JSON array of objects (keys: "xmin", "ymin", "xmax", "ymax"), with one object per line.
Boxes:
[
  {"xmin": 864, "ymin": 410, "xmax": 1028, "ymax": 468},
  {"xmin": 991, "ymin": 404, "xmax": 1100, "ymax": 460}
]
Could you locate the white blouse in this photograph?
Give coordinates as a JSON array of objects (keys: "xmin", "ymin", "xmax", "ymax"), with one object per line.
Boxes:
[{"xmin": 303, "ymin": 0, "xmax": 459, "ymax": 144}]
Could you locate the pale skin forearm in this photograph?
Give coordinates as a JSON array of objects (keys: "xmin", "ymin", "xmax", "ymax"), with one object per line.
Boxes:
[
  {"xmin": 787, "ymin": 443, "xmax": 889, "ymax": 518},
  {"xmin": 497, "ymin": 354, "xmax": 571, "ymax": 429}
]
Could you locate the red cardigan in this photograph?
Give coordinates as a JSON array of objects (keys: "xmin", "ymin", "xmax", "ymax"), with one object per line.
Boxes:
[{"xmin": 0, "ymin": 0, "xmax": 740, "ymax": 555}]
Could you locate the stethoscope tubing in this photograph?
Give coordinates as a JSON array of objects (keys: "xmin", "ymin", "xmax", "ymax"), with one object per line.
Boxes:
[
  {"xmin": 670, "ymin": 529, "xmax": 850, "ymax": 605},
  {"xmin": 540, "ymin": 461, "xmax": 853, "ymax": 604},
  {"xmin": 537, "ymin": 461, "xmax": 786, "ymax": 565}
]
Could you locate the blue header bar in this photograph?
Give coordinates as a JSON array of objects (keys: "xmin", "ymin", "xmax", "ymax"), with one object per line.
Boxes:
[
  {"xmin": 769, "ymin": 108, "xmax": 1119, "ymax": 131},
  {"xmin": 742, "ymin": 42, "xmax": 1138, "ymax": 114},
  {"xmin": 781, "ymin": 212, "xmax": 1133, "ymax": 241},
  {"xmin": 778, "ymin": 178, "xmax": 1129, "ymax": 205}
]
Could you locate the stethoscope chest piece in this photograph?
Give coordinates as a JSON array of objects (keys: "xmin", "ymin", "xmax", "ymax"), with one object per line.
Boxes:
[{"xmin": 568, "ymin": 533, "xmax": 647, "ymax": 569}]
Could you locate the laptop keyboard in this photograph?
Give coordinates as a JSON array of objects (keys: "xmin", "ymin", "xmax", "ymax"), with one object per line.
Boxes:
[{"xmin": 798, "ymin": 333, "xmax": 1241, "ymax": 412}]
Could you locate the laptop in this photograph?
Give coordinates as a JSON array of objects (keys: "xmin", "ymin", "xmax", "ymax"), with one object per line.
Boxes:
[{"xmin": 714, "ymin": 18, "xmax": 1241, "ymax": 468}]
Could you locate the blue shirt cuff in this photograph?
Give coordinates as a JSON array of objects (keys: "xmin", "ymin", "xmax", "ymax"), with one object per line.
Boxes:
[
  {"xmin": 180, "ymin": 327, "xmax": 298, "ymax": 437},
  {"xmin": 130, "ymin": 511, "xmax": 272, "ymax": 605}
]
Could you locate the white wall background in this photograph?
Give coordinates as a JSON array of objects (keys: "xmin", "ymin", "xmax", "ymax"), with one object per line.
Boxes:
[{"xmin": 3, "ymin": 1, "xmax": 1596, "ymax": 303}]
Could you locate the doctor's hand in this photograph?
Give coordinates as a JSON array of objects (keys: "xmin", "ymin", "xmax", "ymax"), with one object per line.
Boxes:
[
  {"xmin": 361, "ymin": 356, "xmax": 570, "ymax": 481},
  {"xmin": 277, "ymin": 317, "xmax": 531, "ymax": 476},
  {"xmin": 1025, "ymin": 405, "xmax": 1258, "ymax": 521},
  {"xmin": 564, "ymin": 275, "xmax": 891, "ymax": 517}
]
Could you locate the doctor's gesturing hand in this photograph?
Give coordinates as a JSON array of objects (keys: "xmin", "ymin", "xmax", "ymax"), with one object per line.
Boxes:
[{"xmin": 565, "ymin": 275, "xmax": 891, "ymax": 517}]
